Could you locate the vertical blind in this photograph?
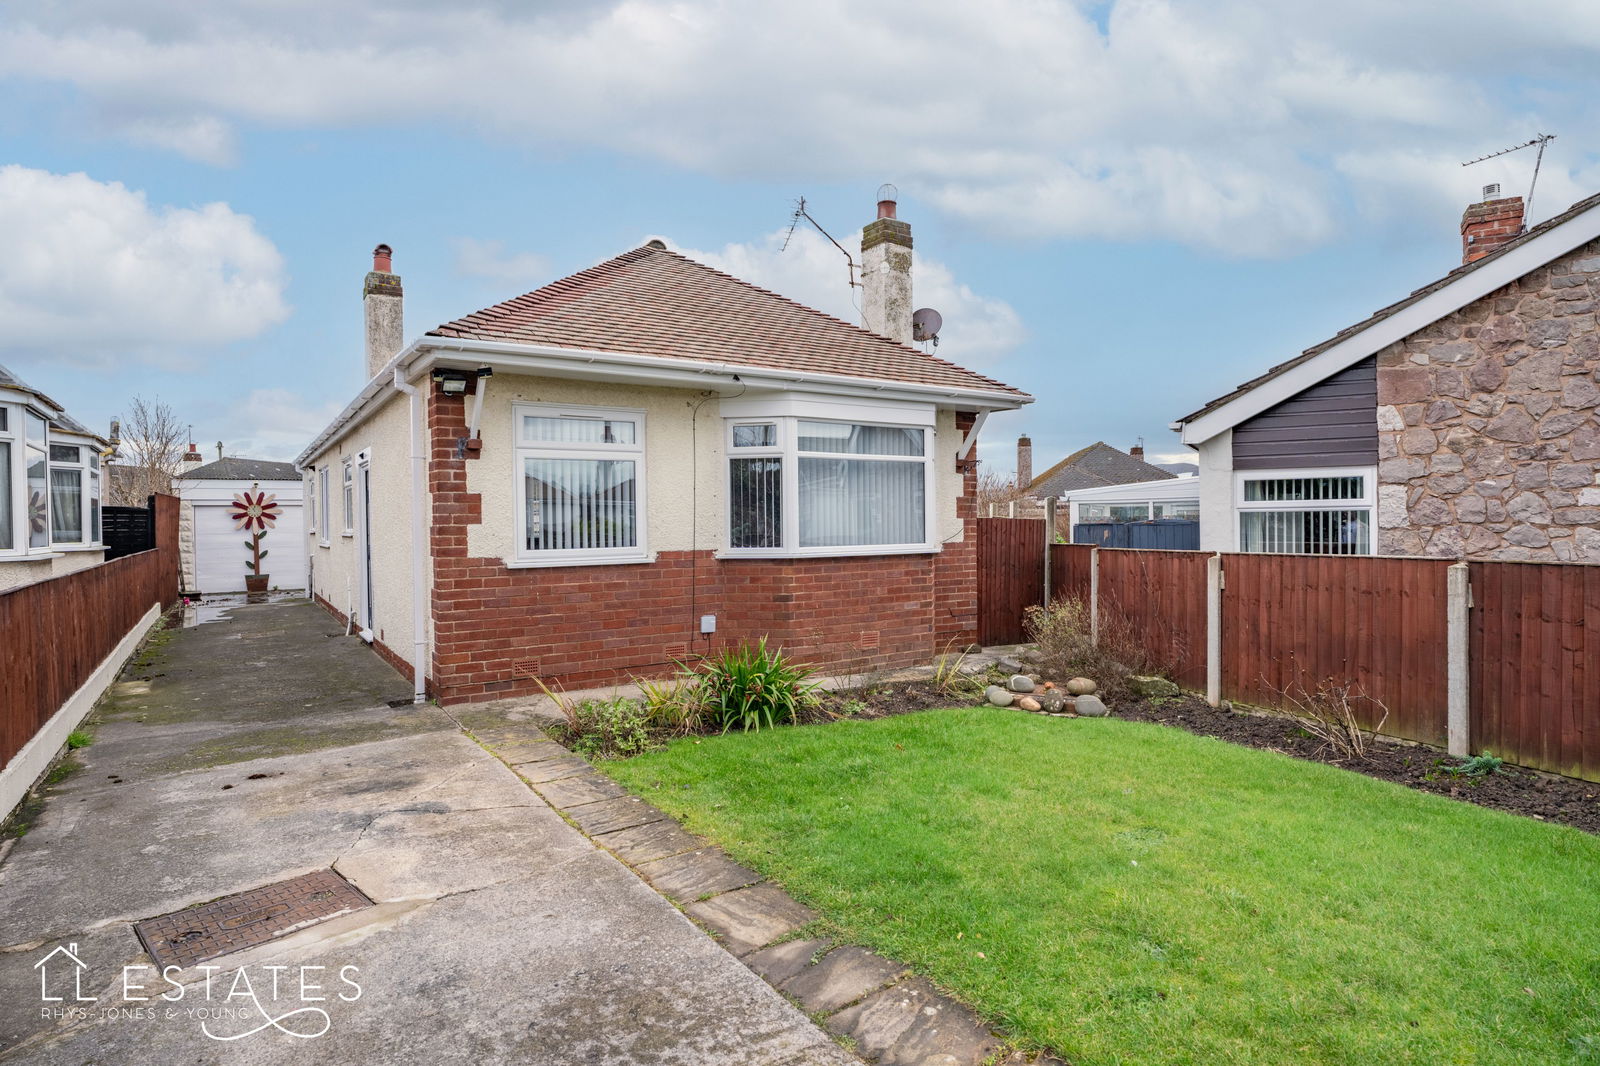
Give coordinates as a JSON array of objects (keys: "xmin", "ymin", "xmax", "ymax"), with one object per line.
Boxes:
[
  {"xmin": 49, "ymin": 468, "xmax": 82, "ymax": 542},
  {"xmin": 729, "ymin": 457, "xmax": 781, "ymax": 548},
  {"xmin": 524, "ymin": 458, "xmax": 638, "ymax": 551},
  {"xmin": 798, "ymin": 457, "xmax": 924, "ymax": 547},
  {"xmin": 1239, "ymin": 509, "xmax": 1371, "ymax": 554},
  {"xmin": 0, "ymin": 441, "xmax": 10, "ymax": 550}
]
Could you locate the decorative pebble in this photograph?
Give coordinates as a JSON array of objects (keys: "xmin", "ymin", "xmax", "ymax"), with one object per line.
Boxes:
[
  {"xmin": 985, "ymin": 685, "xmax": 1015, "ymax": 707},
  {"xmin": 1007, "ymin": 674, "xmax": 1035, "ymax": 693},
  {"xmin": 1074, "ymin": 694, "xmax": 1109, "ymax": 717},
  {"xmin": 1065, "ymin": 677, "xmax": 1098, "ymax": 696},
  {"xmin": 1017, "ymin": 696, "xmax": 1041, "ymax": 712}
]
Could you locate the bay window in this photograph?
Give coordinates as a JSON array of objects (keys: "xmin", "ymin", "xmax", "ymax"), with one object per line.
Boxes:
[
  {"xmin": 514, "ymin": 403, "xmax": 646, "ymax": 565},
  {"xmin": 726, "ymin": 416, "xmax": 934, "ymax": 556},
  {"xmin": 0, "ymin": 407, "xmax": 12, "ymax": 551},
  {"xmin": 1236, "ymin": 469, "xmax": 1374, "ymax": 555},
  {"xmin": 48, "ymin": 443, "xmax": 85, "ymax": 543},
  {"xmin": 25, "ymin": 410, "xmax": 48, "ymax": 549}
]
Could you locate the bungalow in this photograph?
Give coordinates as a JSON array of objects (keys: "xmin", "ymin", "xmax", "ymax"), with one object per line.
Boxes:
[
  {"xmin": 1173, "ymin": 187, "xmax": 1600, "ymax": 561},
  {"xmin": 296, "ymin": 192, "xmax": 1032, "ymax": 704},
  {"xmin": 0, "ymin": 364, "xmax": 108, "ymax": 591}
]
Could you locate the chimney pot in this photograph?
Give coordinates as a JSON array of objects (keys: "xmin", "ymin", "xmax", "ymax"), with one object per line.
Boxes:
[
  {"xmin": 1482, "ymin": 183, "xmax": 1500, "ymax": 201},
  {"xmin": 372, "ymin": 244, "xmax": 393, "ymax": 273}
]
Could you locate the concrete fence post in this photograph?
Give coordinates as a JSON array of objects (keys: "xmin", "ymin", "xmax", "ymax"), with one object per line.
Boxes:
[
  {"xmin": 1206, "ymin": 553, "xmax": 1223, "ymax": 708},
  {"xmin": 1007, "ymin": 500, "xmax": 1016, "ymax": 518},
  {"xmin": 1089, "ymin": 547, "xmax": 1100, "ymax": 646},
  {"xmin": 1042, "ymin": 498, "xmax": 1057, "ymax": 609},
  {"xmin": 1447, "ymin": 561, "xmax": 1471, "ymax": 757}
]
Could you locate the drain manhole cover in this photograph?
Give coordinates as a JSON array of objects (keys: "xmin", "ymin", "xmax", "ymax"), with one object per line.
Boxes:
[{"xmin": 134, "ymin": 870, "xmax": 372, "ymax": 969}]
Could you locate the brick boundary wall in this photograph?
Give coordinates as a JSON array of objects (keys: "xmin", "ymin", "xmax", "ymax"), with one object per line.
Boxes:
[
  {"xmin": 425, "ymin": 391, "xmax": 982, "ymax": 705},
  {"xmin": 312, "ymin": 592, "xmax": 417, "ymax": 687}
]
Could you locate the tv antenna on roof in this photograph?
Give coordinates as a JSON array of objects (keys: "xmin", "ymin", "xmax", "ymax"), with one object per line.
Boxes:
[
  {"xmin": 1462, "ymin": 133, "xmax": 1556, "ymax": 229},
  {"xmin": 782, "ymin": 197, "xmax": 861, "ymax": 292}
]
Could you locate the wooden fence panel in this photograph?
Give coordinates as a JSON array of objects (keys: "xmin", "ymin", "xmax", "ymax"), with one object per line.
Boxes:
[
  {"xmin": 976, "ymin": 518, "xmax": 1044, "ymax": 645},
  {"xmin": 1048, "ymin": 543, "xmax": 1095, "ymax": 606},
  {"xmin": 1, "ymin": 494, "xmax": 179, "ymax": 771},
  {"xmin": 1219, "ymin": 553, "xmax": 1451, "ymax": 746},
  {"xmin": 1097, "ymin": 549, "xmax": 1210, "ymax": 690},
  {"xmin": 1470, "ymin": 560, "xmax": 1600, "ymax": 780}
]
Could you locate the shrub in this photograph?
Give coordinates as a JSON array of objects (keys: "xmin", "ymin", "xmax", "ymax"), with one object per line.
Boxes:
[
  {"xmin": 1024, "ymin": 596, "xmax": 1171, "ymax": 706},
  {"xmin": 1280, "ymin": 678, "xmax": 1389, "ymax": 761},
  {"xmin": 562, "ymin": 695, "xmax": 655, "ymax": 759},
  {"xmin": 636, "ymin": 674, "xmax": 708, "ymax": 736},
  {"xmin": 698, "ymin": 638, "xmax": 819, "ymax": 732},
  {"xmin": 1445, "ymin": 751, "xmax": 1505, "ymax": 777}
]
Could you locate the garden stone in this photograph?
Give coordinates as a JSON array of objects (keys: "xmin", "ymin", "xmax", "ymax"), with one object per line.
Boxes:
[
  {"xmin": 1065, "ymin": 677, "xmax": 1098, "ymax": 696},
  {"xmin": 985, "ymin": 686, "xmax": 1014, "ymax": 707},
  {"xmin": 1016, "ymin": 696, "xmax": 1041, "ymax": 712},
  {"xmin": 996, "ymin": 655, "xmax": 1026, "ymax": 673},
  {"xmin": 1019, "ymin": 648, "xmax": 1044, "ymax": 664},
  {"xmin": 1074, "ymin": 694, "xmax": 1109, "ymax": 717},
  {"xmin": 1128, "ymin": 675, "xmax": 1179, "ymax": 699},
  {"xmin": 1008, "ymin": 674, "xmax": 1035, "ymax": 693},
  {"xmin": 1038, "ymin": 689, "xmax": 1069, "ymax": 713}
]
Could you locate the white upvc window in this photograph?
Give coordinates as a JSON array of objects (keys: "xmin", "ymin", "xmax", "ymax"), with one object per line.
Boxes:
[
  {"xmin": 318, "ymin": 466, "xmax": 331, "ymax": 547},
  {"xmin": 1235, "ymin": 467, "xmax": 1375, "ymax": 555},
  {"xmin": 512, "ymin": 403, "xmax": 648, "ymax": 566},
  {"xmin": 0, "ymin": 404, "xmax": 15, "ymax": 553},
  {"xmin": 306, "ymin": 473, "xmax": 317, "ymax": 535},
  {"xmin": 24, "ymin": 409, "xmax": 48, "ymax": 550},
  {"xmin": 341, "ymin": 459, "xmax": 355, "ymax": 535},
  {"xmin": 47, "ymin": 441, "xmax": 95, "ymax": 546},
  {"xmin": 724, "ymin": 415, "xmax": 935, "ymax": 557}
]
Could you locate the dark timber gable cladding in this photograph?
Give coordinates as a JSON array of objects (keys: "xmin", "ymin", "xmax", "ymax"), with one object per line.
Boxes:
[{"xmin": 1231, "ymin": 356, "xmax": 1378, "ymax": 470}]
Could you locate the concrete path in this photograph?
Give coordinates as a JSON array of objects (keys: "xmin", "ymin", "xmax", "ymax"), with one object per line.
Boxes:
[{"xmin": 0, "ymin": 599, "xmax": 854, "ymax": 1065}]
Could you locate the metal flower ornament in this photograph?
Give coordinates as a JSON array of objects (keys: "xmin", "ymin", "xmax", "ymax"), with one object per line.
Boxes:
[{"xmin": 230, "ymin": 484, "xmax": 281, "ymax": 583}]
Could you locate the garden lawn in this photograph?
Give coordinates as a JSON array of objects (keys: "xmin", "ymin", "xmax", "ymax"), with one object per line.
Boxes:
[{"xmin": 602, "ymin": 707, "xmax": 1600, "ymax": 1066}]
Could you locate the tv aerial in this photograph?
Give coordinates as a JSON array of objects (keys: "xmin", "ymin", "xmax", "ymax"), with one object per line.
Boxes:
[
  {"xmin": 1463, "ymin": 133, "xmax": 1556, "ymax": 228},
  {"xmin": 782, "ymin": 196, "xmax": 860, "ymax": 292},
  {"xmin": 912, "ymin": 307, "xmax": 943, "ymax": 347}
]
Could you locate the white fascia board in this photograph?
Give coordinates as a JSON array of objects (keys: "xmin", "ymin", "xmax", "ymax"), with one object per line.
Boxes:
[
  {"xmin": 1178, "ymin": 201, "xmax": 1600, "ymax": 447},
  {"xmin": 0, "ymin": 386, "xmax": 63, "ymax": 417},
  {"xmin": 297, "ymin": 336, "xmax": 1031, "ymax": 467}
]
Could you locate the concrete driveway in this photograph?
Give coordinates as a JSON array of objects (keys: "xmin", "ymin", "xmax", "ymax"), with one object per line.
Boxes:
[{"xmin": 0, "ymin": 599, "xmax": 854, "ymax": 1065}]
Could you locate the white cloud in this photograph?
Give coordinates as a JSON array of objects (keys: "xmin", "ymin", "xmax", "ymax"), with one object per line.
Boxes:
[
  {"xmin": 451, "ymin": 238, "xmax": 550, "ymax": 287},
  {"xmin": 0, "ymin": 166, "xmax": 288, "ymax": 365},
  {"xmin": 3, "ymin": 2, "xmax": 1600, "ymax": 253},
  {"xmin": 118, "ymin": 113, "xmax": 237, "ymax": 166},
  {"xmin": 673, "ymin": 226, "xmax": 1027, "ymax": 364},
  {"xmin": 218, "ymin": 388, "xmax": 342, "ymax": 462}
]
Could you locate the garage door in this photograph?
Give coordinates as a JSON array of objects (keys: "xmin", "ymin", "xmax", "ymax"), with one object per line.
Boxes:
[{"xmin": 193, "ymin": 502, "xmax": 306, "ymax": 594}]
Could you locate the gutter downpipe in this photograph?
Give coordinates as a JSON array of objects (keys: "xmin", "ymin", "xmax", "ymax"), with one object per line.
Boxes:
[{"xmin": 392, "ymin": 363, "xmax": 429, "ymax": 705}]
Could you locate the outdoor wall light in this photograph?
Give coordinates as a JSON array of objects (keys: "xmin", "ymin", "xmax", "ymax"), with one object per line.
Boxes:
[{"xmin": 432, "ymin": 370, "xmax": 470, "ymax": 395}]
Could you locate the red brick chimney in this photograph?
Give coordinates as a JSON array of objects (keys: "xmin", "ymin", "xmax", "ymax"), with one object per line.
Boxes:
[
  {"xmin": 1016, "ymin": 435, "xmax": 1032, "ymax": 489},
  {"xmin": 1130, "ymin": 443, "xmax": 1145, "ymax": 461},
  {"xmin": 1461, "ymin": 185, "xmax": 1525, "ymax": 264}
]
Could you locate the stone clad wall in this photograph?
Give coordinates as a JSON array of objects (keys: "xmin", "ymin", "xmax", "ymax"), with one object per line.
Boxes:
[{"xmin": 1376, "ymin": 239, "xmax": 1600, "ymax": 560}]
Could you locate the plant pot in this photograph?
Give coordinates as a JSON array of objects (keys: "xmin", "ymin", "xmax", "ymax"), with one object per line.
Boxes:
[{"xmin": 245, "ymin": 575, "xmax": 269, "ymax": 594}]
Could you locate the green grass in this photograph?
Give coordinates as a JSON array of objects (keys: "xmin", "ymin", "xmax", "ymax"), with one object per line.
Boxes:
[{"xmin": 602, "ymin": 707, "xmax": 1600, "ymax": 1066}]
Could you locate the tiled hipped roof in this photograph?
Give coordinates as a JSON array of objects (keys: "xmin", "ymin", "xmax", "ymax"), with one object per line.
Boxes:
[
  {"xmin": 1028, "ymin": 441, "xmax": 1176, "ymax": 497},
  {"xmin": 427, "ymin": 245, "xmax": 1027, "ymax": 398}
]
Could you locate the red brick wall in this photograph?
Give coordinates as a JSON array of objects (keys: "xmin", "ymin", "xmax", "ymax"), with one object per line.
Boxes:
[{"xmin": 425, "ymin": 390, "xmax": 982, "ymax": 704}]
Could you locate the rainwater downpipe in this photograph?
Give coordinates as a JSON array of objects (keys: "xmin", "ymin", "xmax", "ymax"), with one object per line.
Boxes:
[{"xmin": 392, "ymin": 365, "xmax": 429, "ymax": 704}]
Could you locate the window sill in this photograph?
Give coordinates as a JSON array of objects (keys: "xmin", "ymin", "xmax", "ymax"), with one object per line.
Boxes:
[
  {"xmin": 318, "ymin": 541, "xmax": 332, "ymax": 549},
  {"xmin": 717, "ymin": 545, "xmax": 942, "ymax": 560},
  {"xmin": 0, "ymin": 552, "xmax": 64, "ymax": 563},
  {"xmin": 52, "ymin": 544, "xmax": 105, "ymax": 553},
  {"xmin": 504, "ymin": 552, "xmax": 656, "ymax": 569},
  {"xmin": 341, "ymin": 531, "xmax": 355, "ymax": 538}
]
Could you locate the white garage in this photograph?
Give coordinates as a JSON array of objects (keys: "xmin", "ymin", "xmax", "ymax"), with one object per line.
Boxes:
[{"xmin": 176, "ymin": 457, "xmax": 307, "ymax": 595}]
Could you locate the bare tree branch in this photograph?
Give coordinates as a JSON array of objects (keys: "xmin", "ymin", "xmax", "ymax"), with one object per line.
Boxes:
[{"xmin": 107, "ymin": 395, "xmax": 187, "ymax": 506}]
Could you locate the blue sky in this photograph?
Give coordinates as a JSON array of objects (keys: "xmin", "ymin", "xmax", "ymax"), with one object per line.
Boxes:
[{"xmin": 2, "ymin": 2, "xmax": 1598, "ymax": 475}]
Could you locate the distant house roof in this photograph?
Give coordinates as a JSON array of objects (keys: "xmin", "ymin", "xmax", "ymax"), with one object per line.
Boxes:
[
  {"xmin": 427, "ymin": 244, "xmax": 1028, "ymax": 399},
  {"xmin": 1176, "ymin": 188, "xmax": 1600, "ymax": 440},
  {"xmin": 177, "ymin": 457, "xmax": 299, "ymax": 482},
  {"xmin": 1028, "ymin": 442, "xmax": 1176, "ymax": 498}
]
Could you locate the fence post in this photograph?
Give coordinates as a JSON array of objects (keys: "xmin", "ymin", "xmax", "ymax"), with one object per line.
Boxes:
[
  {"xmin": 1206, "ymin": 552, "xmax": 1223, "ymax": 707},
  {"xmin": 1042, "ymin": 498, "xmax": 1056, "ymax": 608},
  {"xmin": 1447, "ymin": 561, "xmax": 1470, "ymax": 757},
  {"xmin": 1089, "ymin": 546, "xmax": 1100, "ymax": 645}
]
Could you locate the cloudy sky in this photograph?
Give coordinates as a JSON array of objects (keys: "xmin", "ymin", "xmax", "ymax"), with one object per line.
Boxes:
[{"xmin": 2, "ymin": 1, "xmax": 1599, "ymax": 474}]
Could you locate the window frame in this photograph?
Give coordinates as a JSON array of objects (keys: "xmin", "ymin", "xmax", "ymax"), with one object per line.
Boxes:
[
  {"xmin": 1234, "ymin": 466, "xmax": 1376, "ymax": 556},
  {"xmin": 318, "ymin": 466, "xmax": 331, "ymax": 548},
  {"xmin": 721, "ymin": 414, "xmax": 937, "ymax": 559},
  {"xmin": 510, "ymin": 402, "xmax": 650, "ymax": 568},
  {"xmin": 47, "ymin": 440, "xmax": 89, "ymax": 546},
  {"xmin": 0, "ymin": 402, "xmax": 17, "ymax": 555},
  {"xmin": 341, "ymin": 459, "xmax": 355, "ymax": 536}
]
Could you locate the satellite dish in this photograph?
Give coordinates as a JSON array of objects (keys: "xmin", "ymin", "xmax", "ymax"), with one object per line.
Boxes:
[{"xmin": 912, "ymin": 307, "xmax": 943, "ymax": 343}]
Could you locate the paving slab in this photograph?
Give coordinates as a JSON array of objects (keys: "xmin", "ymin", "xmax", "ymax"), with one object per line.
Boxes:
[
  {"xmin": 685, "ymin": 883, "xmax": 818, "ymax": 956},
  {"xmin": 515, "ymin": 753, "xmax": 595, "ymax": 783},
  {"xmin": 592, "ymin": 818, "xmax": 705, "ymax": 865},
  {"xmin": 827, "ymin": 976, "xmax": 1001, "ymax": 1066},
  {"xmin": 635, "ymin": 847, "xmax": 762, "ymax": 903},
  {"xmin": 566, "ymin": 795, "xmax": 671, "ymax": 835},
  {"xmin": 485, "ymin": 737, "xmax": 571, "ymax": 764},
  {"xmin": 534, "ymin": 771, "xmax": 630, "ymax": 809},
  {"xmin": 783, "ymin": 944, "xmax": 907, "ymax": 1015},
  {"xmin": 743, "ymin": 937, "xmax": 833, "ymax": 987}
]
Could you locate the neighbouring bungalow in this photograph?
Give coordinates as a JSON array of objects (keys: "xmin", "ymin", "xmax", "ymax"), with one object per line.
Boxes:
[
  {"xmin": 0, "ymin": 363, "xmax": 109, "ymax": 591},
  {"xmin": 1173, "ymin": 186, "xmax": 1600, "ymax": 561},
  {"xmin": 297, "ymin": 192, "xmax": 1032, "ymax": 704}
]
